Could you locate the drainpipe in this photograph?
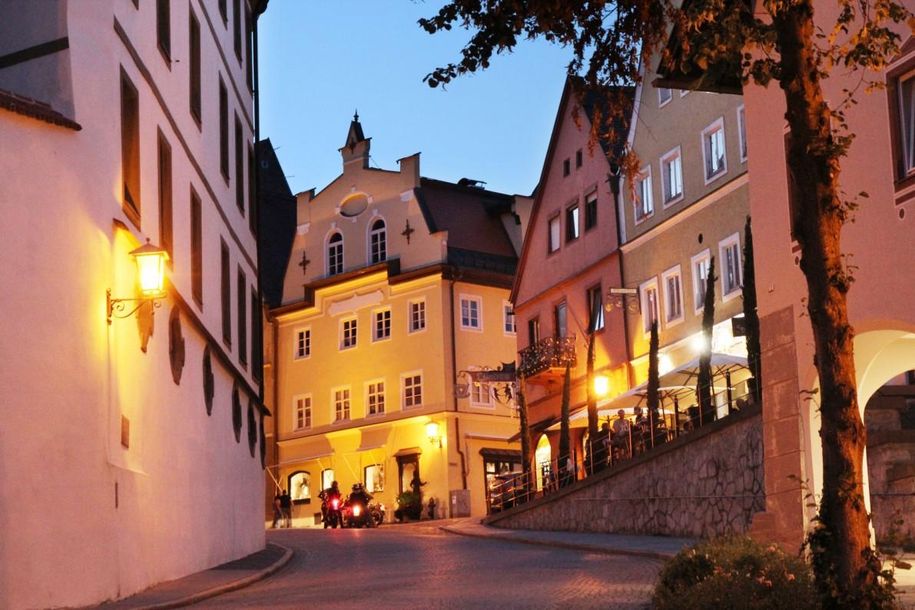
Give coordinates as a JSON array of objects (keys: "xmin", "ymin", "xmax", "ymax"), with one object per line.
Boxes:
[
  {"xmin": 449, "ymin": 276, "xmax": 468, "ymax": 490},
  {"xmin": 609, "ymin": 167, "xmax": 635, "ymax": 390}
]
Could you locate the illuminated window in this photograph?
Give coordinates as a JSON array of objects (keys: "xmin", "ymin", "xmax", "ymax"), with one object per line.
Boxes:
[
  {"xmin": 289, "ymin": 471, "xmax": 310, "ymax": 502},
  {"xmin": 691, "ymin": 250, "xmax": 711, "ymax": 314},
  {"xmin": 321, "ymin": 468, "xmax": 334, "ymax": 491},
  {"xmin": 565, "ymin": 204, "xmax": 580, "ymax": 242},
  {"xmin": 402, "ymin": 373, "xmax": 423, "ymax": 409},
  {"xmin": 365, "ymin": 464, "xmax": 384, "ymax": 493},
  {"xmin": 702, "ymin": 118, "xmax": 727, "ymax": 182}
]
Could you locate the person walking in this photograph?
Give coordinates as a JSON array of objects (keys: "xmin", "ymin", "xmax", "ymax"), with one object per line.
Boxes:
[
  {"xmin": 279, "ymin": 488, "xmax": 292, "ymax": 528},
  {"xmin": 611, "ymin": 409, "xmax": 631, "ymax": 461},
  {"xmin": 271, "ymin": 490, "xmax": 283, "ymax": 529}
]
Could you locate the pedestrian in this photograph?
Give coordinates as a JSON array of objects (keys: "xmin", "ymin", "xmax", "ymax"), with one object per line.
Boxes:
[
  {"xmin": 611, "ymin": 409, "xmax": 631, "ymax": 460},
  {"xmin": 593, "ymin": 421, "xmax": 610, "ymax": 471},
  {"xmin": 279, "ymin": 488, "xmax": 292, "ymax": 528},
  {"xmin": 633, "ymin": 406, "xmax": 648, "ymax": 454},
  {"xmin": 271, "ymin": 490, "xmax": 282, "ymax": 528}
]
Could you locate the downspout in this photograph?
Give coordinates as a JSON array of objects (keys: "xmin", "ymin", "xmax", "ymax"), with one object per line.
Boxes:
[
  {"xmin": 609, "ymin": 167, "xmax": 635, "ymax": 390},
  {"xmin": 449, "ymin": 276, "xmax": 468, "ymax": 490}
]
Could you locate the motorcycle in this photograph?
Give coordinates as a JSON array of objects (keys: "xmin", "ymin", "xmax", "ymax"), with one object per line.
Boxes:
[
  {"xmin": 369, "ymin": 502, "xmax": 385, "ymax": 527},
  {"xmin": 321, "ymin": 494, "xmax": 343, "ymax": 529},
  {"xmin": 343, "ymin": 497, "xmax": 373, "ymax": 528}
]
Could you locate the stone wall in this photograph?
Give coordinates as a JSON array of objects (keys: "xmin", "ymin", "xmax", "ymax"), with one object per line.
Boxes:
[{"xmin": 487, "ymin": 406, "xmax": 764, "ymax": 538}]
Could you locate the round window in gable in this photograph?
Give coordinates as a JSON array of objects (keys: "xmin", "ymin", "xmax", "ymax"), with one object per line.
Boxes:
[{"xmin": 339, "ymin": 193, "xmax": 369, "ymax": 218}]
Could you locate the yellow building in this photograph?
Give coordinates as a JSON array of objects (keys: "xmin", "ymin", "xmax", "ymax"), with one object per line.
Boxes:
[{"xmin": 267, "ymin": 117, "xmax": 531, "ymax": 521}]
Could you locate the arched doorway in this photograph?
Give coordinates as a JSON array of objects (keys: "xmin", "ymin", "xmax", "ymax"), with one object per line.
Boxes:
[{"xmin": 535, "ymin": 434, "xmax": 551, "ymax": 492}]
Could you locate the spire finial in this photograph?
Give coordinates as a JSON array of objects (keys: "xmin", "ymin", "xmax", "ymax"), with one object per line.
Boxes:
[{"xmin": 353, "ymin": 109, "xmax": 359, "ymax": 122}]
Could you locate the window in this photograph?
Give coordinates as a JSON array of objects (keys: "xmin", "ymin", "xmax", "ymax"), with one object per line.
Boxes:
[
  {"xmin": 565, "ymin": 204, "xmax": 580, "ymax": 242},
  {"xmin": 575, "ymin": 149, "xmax": 583, "ymax": 168},
  {"xmin": 189, "ymin": 10, "xmax": 201, "ymax": 124},
  {"xmin": 528, "ymin": 317, "xmax": 540, "ymax": 345},
  {"xmin": 719, "ymin": 234, "xmax": 742, "ymax": 300},
  {"xmin": 190, "ymin": 189, "xmax": 202, "ymax": 305},
  {"xmin": 233, "ymin": 0, "xmax": 242, "ymax": 61},
  {"xmin": 737, "ymin": 105, "xmax": 748, "ymax": 162},
  {"xmin": 691, "ymin": 250, "xmax": 711, "ymax": 314},
  {"xmin": 120, "ymin": 70, "xmax": 140, "ymax": 226},
  {"xmin": 587, "ymin": 285, "xmax": 604, "ymax": 332},
  {"xmin": 658, "ymin": 87, "xmax": 672, "ymax": 106},
  {"xmin": 366, "ymin": 380, "xmax": 385, "ymax": 416},
  {"xmin": 702, "ymin": 118, "xmax": 727, "ymax": 182},
  {"xmin": 661, "ymin": 147, "xmax": 683, "ymax": 204},
  {"xmin": 369, "ymin": 218, "xmax": 386, "ymax": 264},
  {"xmin": 461, "ymin": 296, "xmax": 482, "ymax": 330},
  {"xmin": 294, "ymin": 328, "xmax": 311, "ymax": 359},
  {"xmin": 157, "ymin": 129, "xmax": 173, "ymax": 259},
  {"xmin": 402, "ymin": 373, "xmax": 423, "ymax": 408},
  {"xmin": 548, "ymin": 214, "xmax": 560, "ymax": 253},
  {"xmin": 293, "ymin": 395, "xmax": 312, "ymax": 430},
  {"xmin": 640, "ymin": 279, "xmax": 660, "ymax": 333},
  {"xmin": 584, "ymin": 191, "xmax": 598, "ymax": 231},
  {"xmin": 333, "ymin": 387, "xmax": 351, "ymax": 422},
  {"xmin": 156, "ymin": 0, "xmax": 170, "ymax": 60},
  {"xmin": 289, "ymin": 471, "xmax": 311, "ymax": 502},
  {"xmin": 327, "ymin": 231, "xmax": 343, "ymax": 275},
  {"xmin": 321, "ymin": 469, "xmax": 335, "ymax": 492},
  {"xmin": 373, "ymin": 309, "xmax": 391, "ymax": 341},
  {"xmin": 235, "ymin": 114, "xmax": 244, "ymax": 214},
  {"xmin": 503, "ymin": 301, "xmax": 516, "ymax": 335},
  {"xmin": 634, "ymin": 167, "xmax": 653, "ymax": 222},
  {"xmin": 340, "ymin": 317, "xmax": 357, "ymax": 350},
  {"xmin": 662, "ymin": 266, "xmax": 684, "ymax": 325},
  {"xmin": 471, "ymin": 379, "xmax": 493, "ymax": 407},
  {"xmin": 562, "ymin": 158, "xmax": 570, "ymax": 177},
  {"xmin": 237, "ymin": 267, "xmax": 247, "ymax": 365},
  {"xmin": 409, "ymin": 299, "xmax": 426, "ymax": 333},
  {"xmin": 554, "ymin": 301, "xmax": 568, "ymax": 338},
  {"xmin": 219, "ymin": 78, "xmax": 229, "ymax": 180},
  {"xmin": 364, "ymin": 464, "xmax": 384, "ymax": 493},
  {"xmin": 221, "ymin": 240, "xmax": 231, "ymax": 345}
]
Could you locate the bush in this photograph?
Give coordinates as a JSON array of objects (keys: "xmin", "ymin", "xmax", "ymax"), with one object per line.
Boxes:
[{"xmin": 653, "ymin": 536, "xmax": 818, "ymax": 610}]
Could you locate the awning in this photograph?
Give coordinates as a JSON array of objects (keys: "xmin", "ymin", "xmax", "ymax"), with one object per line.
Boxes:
[
  {"xmin": 358, "ymin": 427, "xmax": 391, "ymax": 452},
  {"xmin": 480, "ymin": 448, "xmax": 522, "ymax": 460},
  {"xmin": 279, "ymin": 435, "xmax": 334, "ymax": 465},
  {"xmin": 393, "ymin": 446, "xmax": 422, "ymax": 457}
]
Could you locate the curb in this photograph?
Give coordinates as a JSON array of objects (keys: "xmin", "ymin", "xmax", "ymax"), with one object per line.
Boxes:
[
  {"xmin": 135, "ymin": 543, "xmax": 294, "ymax": 610},
  {"xmin": 439, "ymin": 524, "xmax": 678, "ymax": 562}
]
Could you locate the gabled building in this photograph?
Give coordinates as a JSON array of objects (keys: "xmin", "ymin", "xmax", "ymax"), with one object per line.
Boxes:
[
  {"xmin": 512, "ymin": 78, "xmax": 632, "ymax": 489},
  {"xmin": 0, "ymin": 1, "xmax": 268, "ymax": 607},
  {"xmin": 267, "ymin": 116, "xmax": 531, "ymax": 519}
]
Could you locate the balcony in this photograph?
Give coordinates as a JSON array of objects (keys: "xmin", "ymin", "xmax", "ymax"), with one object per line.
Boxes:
[{"xmin": 518, "ymin": 335, "xmax": 577, "ymax": 383}]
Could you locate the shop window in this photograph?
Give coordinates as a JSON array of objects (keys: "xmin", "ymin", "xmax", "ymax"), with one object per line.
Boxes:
[{"xmin": 289, "ymin": 471, "xmax": 311, "ymax": 504}]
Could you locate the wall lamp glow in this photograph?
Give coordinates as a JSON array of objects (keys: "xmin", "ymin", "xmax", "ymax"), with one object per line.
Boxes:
[
  {"xmin": 425, "ymin": 421, "xmax": 443, "ymax": 448},
  {"xmin": 107, "ymin": 239, "xmax": 169, "ymax": 324},
  {"xmin": 593, "ymin": 374, "xmax": 610, "ymax": 398}
]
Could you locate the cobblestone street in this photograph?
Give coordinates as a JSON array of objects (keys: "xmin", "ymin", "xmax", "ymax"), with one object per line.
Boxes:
[{"xmin": 195, "ymin": 525, "xmax": 661, "ymax": 609}]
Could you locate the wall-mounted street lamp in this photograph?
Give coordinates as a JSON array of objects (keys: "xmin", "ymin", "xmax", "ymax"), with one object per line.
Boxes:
[
  {"xmin": 425, "ymin": 421, "xmax": 443, "ymax": 448},
  {"xmin": 107, "ymin": 239, "xmax": 169, "ymax": 324},
  {"xmin": 593, "ymin": 374, "xmax": 611, "ymax": 398}
]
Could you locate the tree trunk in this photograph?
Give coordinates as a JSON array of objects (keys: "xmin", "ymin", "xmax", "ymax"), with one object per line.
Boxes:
[
  {"xmin": 559, "ymin": 363, "xmax": 571, "ymax": 487},
  {"xmin": 743, "ymin": 215, "xmax": 762, "ymax": 403},
  {"xmin": 585, "ymin": 332, "xmax": 598, "ymax": 472},
  {"xmin": 772, "ymin": 2, "xmax": 876, "ymax": 603},
  {"xmin": 517, "ymin": 377, "xmax": 532, "ymax": 494},
  {"xmin": 697, "ymin": 256, "xmax": 716, "ymax": 419},
  {"xmin": 647, "ymin": 319, "xmax": 661, "ymax": 444}
]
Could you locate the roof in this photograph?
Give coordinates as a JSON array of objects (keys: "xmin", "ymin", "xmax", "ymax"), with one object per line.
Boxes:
[
  {"xmin": 0, "ymin": 88, "xmax": 81, "ymax": 130},
  {"xmin": 256, "ymin": 138, "xmax": 296, "ymax": 308},
  {"xmin": 415, "ymin": 177, "xmax": 519, "ymax": 268}
]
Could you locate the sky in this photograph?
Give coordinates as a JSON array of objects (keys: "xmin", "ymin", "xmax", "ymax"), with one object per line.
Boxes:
[{"xmin": 257, "ymin": 1, "xmax": 574, "ymax": 198}]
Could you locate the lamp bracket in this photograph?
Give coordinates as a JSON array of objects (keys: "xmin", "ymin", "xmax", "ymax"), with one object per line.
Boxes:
[{"xmin": 107, "ymin": 289, "xmax": 162, "ymax": 324}]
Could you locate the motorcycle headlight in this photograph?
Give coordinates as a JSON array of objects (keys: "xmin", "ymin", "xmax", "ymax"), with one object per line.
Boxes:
[{"xmin": 353, "ymin": 505, "xmax": 361, "ymax": 516}]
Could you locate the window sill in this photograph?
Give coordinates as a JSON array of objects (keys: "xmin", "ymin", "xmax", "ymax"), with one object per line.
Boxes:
[{"xmin": 703, "ymin": 169, "xmax": 727, "ymax": 186}]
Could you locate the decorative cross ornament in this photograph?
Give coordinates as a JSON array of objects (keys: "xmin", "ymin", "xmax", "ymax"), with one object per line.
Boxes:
[
  {"xmin": 298, "ymin": 251, "xmax": 311, "ymax": 275},
  {"xmin": 401, "ymin": 219, "xmax": 415, "ymax": 244}
]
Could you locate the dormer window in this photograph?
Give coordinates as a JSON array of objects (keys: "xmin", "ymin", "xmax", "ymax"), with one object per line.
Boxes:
[
  {"xmin": 328, "ymin": 231, "xmax": 343, "ymax": 275},
  {"xmin": 369, "ymin": 218, "xmax": 386, "ymax": 264}
]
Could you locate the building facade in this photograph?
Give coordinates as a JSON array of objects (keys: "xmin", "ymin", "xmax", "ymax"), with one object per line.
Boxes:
[
  {"xmin": 268, "ymin": 118, "xmax": 530, "ymax": 520},
  {"xmin": 512, "ymin": 78, "xmax": 632, "ymax": 487},
  {"xmin": 0, "ymin": 1, "xmax": 267, "ymax": 607}
]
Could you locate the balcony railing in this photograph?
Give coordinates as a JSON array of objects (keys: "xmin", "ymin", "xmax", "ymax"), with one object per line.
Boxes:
[{"xmin": 518, "ymin": 335, "xmax": 577, "ymax": 379}]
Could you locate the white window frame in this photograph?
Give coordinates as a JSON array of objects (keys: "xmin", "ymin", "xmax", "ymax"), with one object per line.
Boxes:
[
  {"xmin": 680, "ymin": 89, "xmax": 690, "ymax": 98},
  {"xmin": 639, "ymin": 277, "xmax": 660, "ymax": 334},
  {"xmin": 460, "ymin": 294, "xmax": 483, "ymax": 331},
  {"xmin": 658, "ymin": 87, "xmax": 672, "ymax": 107},
  {"xmin": 340, "ymin": 316, "xmax": 358, "ymax": 350},
  {"xmin": 372, "ymin": 307, "xmax": 391, "ymax": 342},
  {"xmin": 365, "ymin": 379, "xmax": 386, "ymax": 417},
  {"xmin": 332, "ymin": 385, "xmax": 351, "ymax": 422},
  {"xmin": 719, "ymin": 233, "xmax": 742, "ymax": 302},
  {"xmin": 737, "ymin": 105, "xmax": 748, "ymax": 163},
  {"xmin": 661, "ymin": 266, "xmax": 684, "ymax": 327},
  {"xmin": 470, "ymin": 379, "xmax": 494, "ymax": 408},
  {"xmin": 293, "ymin": 393, "xmax": 312, "ymax": 431},
  {"xmin": 401, "ymin": 371, "xmax": 423, "ymax": 409},
  {"xmin": 548, "ymin": 214, "xmax": 561, "ymax": 253},
  {"xmin": 408, "ymin": 298, "xmax": 426, "ymax": 334},
  {"xmin": 502, "ymin": 301, "xmax": 516, "ymax": 335},
  {"xmin": 899, "ymin": 70, "xmax": 915, "ymax": 175},
  {"xmin": 701, "ymin": 117, "xmax": 727, "ymax": 184},
  {"xmin": 565, "ymin": 202, "xmax": 580, "ymax": 242},
  {"xmin": 660, "ymin": 146, "xmax": 684, "ymax": 206},
  {"xmin": 691, "ymin": 249, "xmax": 711, "ymax": 315},
  {"xmin": 587, "ymin": 284, "xmax": 604, "ymax": 332},
  {"xmin": 326, "ymin": 230, "xmax": 344, "ymax": 276},
  {"xmin": 368, "ymin": 216, "xmax": 387, "ymax": 265},
  {"xmin": 293, "ymin": 326, "xmax": 311, "ymax": 360},
  {"xmin": 633, "ymin": 166, "xmax": 654, "ymax": 223}
]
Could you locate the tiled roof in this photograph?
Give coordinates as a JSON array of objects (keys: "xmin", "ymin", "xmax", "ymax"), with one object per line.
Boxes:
[{"xmin": 0, "ymin": 88, "xmax": 81, "ymax": 131}]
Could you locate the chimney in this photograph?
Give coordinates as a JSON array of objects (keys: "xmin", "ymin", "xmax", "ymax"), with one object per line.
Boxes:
[{"xmin": 398, "ymin": 152, "xmax": 421, "ymax": 185}]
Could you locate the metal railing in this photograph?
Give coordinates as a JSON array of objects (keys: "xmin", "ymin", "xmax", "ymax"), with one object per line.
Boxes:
[{"xmin": 518, "ymin": 335, "xmax": 577, "ymax": 378}]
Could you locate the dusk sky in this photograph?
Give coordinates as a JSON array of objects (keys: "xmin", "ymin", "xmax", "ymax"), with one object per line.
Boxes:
[{"xmin": 258, "ymin": 1, "xmax": 573, "ymax": 198}]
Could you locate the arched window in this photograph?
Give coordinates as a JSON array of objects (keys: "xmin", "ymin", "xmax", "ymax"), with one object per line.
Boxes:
[
  {"xmin": 327, "ymin": 231, "xmax": 343, "ymax": 275},
  {"xmin": 288, "ymin": 471, "xmax": 311, "ymax": 503},
  {"xmin": 369, "ymin": 218, "xmax": 386, "ymax": 264}
]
